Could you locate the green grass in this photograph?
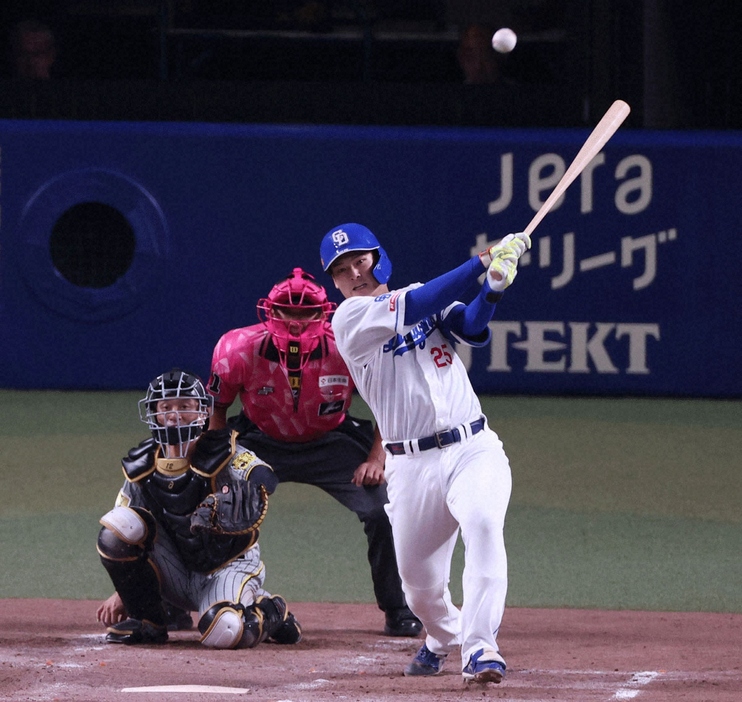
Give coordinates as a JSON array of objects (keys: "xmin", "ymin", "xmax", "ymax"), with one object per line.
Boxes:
[
  {"xmin": 1, "ymin": 390, "xmax": 741, "ymax": 612},
  {"xmin": 496, "ymin": 396, "xmax": 742, "ymax": 523}
]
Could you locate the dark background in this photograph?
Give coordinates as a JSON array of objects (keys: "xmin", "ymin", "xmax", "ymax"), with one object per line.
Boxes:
[{"xmin": 1, "ymin": 0, "xmax": 739, "ymax": 129}]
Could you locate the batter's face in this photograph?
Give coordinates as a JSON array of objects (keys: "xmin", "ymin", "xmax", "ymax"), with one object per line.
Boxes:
[{"xmin": 330, "ymin": 251, "xmax": 384, "ymax": 298}]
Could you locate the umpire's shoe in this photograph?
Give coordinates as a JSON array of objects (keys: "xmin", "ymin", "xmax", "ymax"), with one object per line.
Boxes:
[
  {"xmin": 106, "ymin": 618, "xmax": 168, "ymax": 645},
  {"xmin": 384, "ymin": 607, "xmax": 423, "ymax": 637}
]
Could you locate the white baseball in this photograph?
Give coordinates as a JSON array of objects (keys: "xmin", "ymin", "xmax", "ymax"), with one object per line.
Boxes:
[{"xmin": 491, "ymin": 28, "xmax": 517, "ymax": 53}]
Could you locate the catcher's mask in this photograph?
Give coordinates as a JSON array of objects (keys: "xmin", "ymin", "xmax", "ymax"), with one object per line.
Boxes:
[
  {"xmin": 257, "ymin": 267, "xmax": 336, "ymax": 371},
  {"xmin": 139, "ymin": 369, "xmax": 213, "ymax": 457}
]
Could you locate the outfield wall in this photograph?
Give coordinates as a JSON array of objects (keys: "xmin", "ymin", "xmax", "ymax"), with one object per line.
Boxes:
[{"xmin": 1, "ymin": 119, "xmax": 740, "ymax": 396}]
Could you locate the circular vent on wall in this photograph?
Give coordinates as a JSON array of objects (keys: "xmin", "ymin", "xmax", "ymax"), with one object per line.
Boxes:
[{"xmin": 18, "ymin": 169, "xmax": 168, "ymax": 322}]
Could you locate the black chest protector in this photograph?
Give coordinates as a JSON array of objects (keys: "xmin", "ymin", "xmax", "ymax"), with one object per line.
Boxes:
[{"xmin": 121, "ymin": 433, "xmax": 255, "ymax": 573}]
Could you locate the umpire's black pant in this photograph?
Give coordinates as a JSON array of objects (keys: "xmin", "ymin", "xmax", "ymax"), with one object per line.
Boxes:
[{"xmin": 229, "ymin": 412, "xmax": 408, "ymax": 613}]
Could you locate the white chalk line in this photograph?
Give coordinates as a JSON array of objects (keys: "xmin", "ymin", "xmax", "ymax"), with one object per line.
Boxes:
[
  {"xmin": 610, "ymin": 670, "xmax": 662, "ymax": 699},
  {"xmin": 514, "ymin": 669, "xmax": 663, "ymax": 699},
  {"xmin": 287, "ymin": 678, "xmax": 333, "ymax": 691}
]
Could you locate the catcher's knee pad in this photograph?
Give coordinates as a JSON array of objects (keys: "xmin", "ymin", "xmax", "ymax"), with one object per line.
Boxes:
[
  {"xmin": 198, "ymin": 603, "xmax": 263, "ymax": 649},
  {"xmin": 97, "ymin": 506, "xmax": 156, "ymax": 561}
]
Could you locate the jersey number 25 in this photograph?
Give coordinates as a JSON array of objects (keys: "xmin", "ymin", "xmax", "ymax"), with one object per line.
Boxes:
[{"xmin": 431, "ymin": 344, "xmax": 453, "ymax": 368}]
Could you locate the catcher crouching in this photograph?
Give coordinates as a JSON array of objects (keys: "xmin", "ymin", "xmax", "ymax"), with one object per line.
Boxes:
[{"xmin": 96, "ymin": 369, "xmax": 302, "ymax": 649}]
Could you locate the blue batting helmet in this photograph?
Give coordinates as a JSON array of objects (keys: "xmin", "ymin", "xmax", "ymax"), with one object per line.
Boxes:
[{"xmin": 320, "ymin": 223, "xmax": 392, "ymax": 285}]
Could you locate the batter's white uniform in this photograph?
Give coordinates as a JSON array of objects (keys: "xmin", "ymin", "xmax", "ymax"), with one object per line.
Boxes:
[{"xmin": 332, "ymin": 283, "xmax": 512, "ymax": 670}]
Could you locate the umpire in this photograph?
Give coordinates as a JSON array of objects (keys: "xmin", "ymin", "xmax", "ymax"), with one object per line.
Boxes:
[{"xmin": 208, "ymin": 268, "xmax": 422, "ymax": 637}]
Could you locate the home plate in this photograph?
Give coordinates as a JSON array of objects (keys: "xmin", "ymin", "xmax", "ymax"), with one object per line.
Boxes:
[{"xmin": 122, "ymin": 685, "xmax": 249, "ymax": 694}]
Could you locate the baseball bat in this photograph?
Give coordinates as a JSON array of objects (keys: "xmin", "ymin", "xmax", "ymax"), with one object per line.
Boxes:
[{"xmin": 523, "ymin": 99, "xmax": 631, "ymax": 238}]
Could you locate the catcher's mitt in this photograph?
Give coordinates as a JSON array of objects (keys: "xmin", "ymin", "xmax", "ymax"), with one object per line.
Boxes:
[{"xmin": 190, "ymin": 481, "xmax": 268, "ymax": 536}]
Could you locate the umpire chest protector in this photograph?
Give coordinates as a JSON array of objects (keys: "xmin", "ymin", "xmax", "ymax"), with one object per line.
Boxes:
[{"xmin": 246, "ymin": 330, "xmax": 353, "ymax": 441}]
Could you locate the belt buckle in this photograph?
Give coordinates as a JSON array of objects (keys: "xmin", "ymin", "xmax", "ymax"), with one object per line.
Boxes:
[{"xmin": 435, "ymin": 428, "xmax": 457, "ymax": 448}]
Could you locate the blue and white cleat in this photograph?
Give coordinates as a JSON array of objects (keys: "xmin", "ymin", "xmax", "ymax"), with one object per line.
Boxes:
[
  {"xmin": 404, "ymin": 643, "xmax": 447, "ymax": 676},
  {"xmin": 462, "ymin": 647, "xmax": 506, "ymax": 683}
]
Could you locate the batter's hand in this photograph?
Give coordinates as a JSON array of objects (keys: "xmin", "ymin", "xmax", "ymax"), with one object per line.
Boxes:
[
  {"xmin": 486, "ymin": 250, "xmax": 518, "ymax": 292},
  {"xmin": 352, "ymin": 459, "xmax": 386, "ymax": 486},
  {"xmin": 97, "ymin": 592, "xmax": 126, "ymax": 627},
  {"xmin": 479, "ymin": 231, "xmax": 531, "ymax": 267}
]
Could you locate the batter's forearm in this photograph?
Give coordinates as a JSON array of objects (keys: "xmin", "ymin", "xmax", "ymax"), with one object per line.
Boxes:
[
  {"xmin": 460, "ymin": 283, "xmax": 502, "ymax": 336},
  {"xmin": 403, "ymin": 256, "xmax": 485, "ymax": 325}
]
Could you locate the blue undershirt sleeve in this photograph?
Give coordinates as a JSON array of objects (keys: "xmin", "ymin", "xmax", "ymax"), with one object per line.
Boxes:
[
  {"xmin": 441, "ymin": 284, "xmax": 502, "ymax": 343},
  {"xmin": 403, "ymin": 256, "xmax": 485, "ymax": 326}
]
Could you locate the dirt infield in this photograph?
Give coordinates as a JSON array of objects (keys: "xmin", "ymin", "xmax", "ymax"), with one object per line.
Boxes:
[{"xmin": 1, "ymin": 600, "xmax": 741, "ymax": 702}]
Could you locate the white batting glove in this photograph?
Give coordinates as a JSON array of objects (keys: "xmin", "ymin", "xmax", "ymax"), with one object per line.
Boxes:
[
  {"xmin": 486, "ymin": 247, "xmax": 519, "ymax": 292},
  {"xmin": 478, "ymin": 231, "xmax": 531, "ymax": 267}
]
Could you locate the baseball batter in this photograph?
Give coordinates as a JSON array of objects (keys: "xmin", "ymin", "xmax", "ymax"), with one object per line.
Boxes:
[
  {"xmin": 96, "ymin": 369, "xmax": 302, "ymax": 649},
  {"xmin": 207, "ymin": 268, "xmax": 421, "ymax": 637},
  {"xmin": 319, "ymin": 223, "xmax": 530, "ymax": 683}
]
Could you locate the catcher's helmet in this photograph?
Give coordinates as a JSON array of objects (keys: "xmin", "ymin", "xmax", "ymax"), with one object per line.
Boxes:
[
  {"xmin": 257, "ymin": 268, "xmax": 336, "ymax": 371},
  {"xmin": 319, "ymin": 223, "xmax": 392, "ymax": 284},
  {"xmin": 139, "ymin": 369, "xmax": 213, "ymax": 457}
]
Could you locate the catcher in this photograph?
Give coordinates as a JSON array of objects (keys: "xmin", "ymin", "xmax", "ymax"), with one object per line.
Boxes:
[{"xmin": 95, "ymin": 369, "xmax": 301, "ymax": 648}]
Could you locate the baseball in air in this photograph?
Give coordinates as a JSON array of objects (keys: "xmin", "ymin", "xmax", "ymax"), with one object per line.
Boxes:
[{"xmin": 491, "ymin": 27, "xmax": 517, "ymax": 53}]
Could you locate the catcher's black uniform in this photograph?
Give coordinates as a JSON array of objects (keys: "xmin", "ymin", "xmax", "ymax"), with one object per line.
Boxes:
[{"xmin": 98, "ymin": 428, "xmax": 298, "ymax": 647}]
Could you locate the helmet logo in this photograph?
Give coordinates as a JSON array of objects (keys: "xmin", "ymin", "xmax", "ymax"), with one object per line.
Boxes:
[{"xmin": 331, "ymin": 229, "xmax": 349, "ymax": 247}]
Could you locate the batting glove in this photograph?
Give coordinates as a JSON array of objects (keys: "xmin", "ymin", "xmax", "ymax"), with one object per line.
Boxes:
[
  {"xmin": 478, "ymin": 231, "xmax": 531, "ymax": 267},
  {"xmin": 486, "ymin": 247, "xmax": 519, "ymax": 292}
]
